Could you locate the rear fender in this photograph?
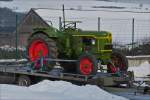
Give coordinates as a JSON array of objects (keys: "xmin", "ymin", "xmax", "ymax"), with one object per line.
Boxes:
[
  {"xmin": 30, "ymin": 30, "xmax": 58, "ymax": 39},
  {"xmin": 31, "ymin": 27, "xmax": 58, "ymax": 38}
]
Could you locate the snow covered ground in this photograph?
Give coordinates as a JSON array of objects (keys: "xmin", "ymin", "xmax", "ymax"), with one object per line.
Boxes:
[
  {"xmin": 0, "ymin": 0, "xmax": 149, "ymax": 12},
  {"xmin": 128, "ymin": 61, "xmax": 150, "ymax": 78},
  {"xmin": 0, "ymin": 45, "xmax": 26, "ymax": 51},
  {"xmin": 0, "ymin": 80, "xmax": 128, "ymax": 100},
  {"xmin": 0, "ymin": 59, "xmax": 27, "ymax": 63}
]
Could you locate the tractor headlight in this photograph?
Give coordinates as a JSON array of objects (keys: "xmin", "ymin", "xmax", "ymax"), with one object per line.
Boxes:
[{"xmin": 92, "ymin": 39, "xmax": 96, "ymax": 45}]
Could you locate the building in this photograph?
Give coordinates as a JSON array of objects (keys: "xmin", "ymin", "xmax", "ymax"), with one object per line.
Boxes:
[{"xmin": 18, "ymin": 9, "xmax": 50, "ymax": 46}]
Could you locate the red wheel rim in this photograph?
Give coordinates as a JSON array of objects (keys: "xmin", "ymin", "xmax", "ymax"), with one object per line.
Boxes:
[
  {"xmin": 28, "ymin": 40, "xmax": 48, "ymax": 62},
  {"xmin": 80, "ymin": 57, "xmax": 93, "ymax": 75}
]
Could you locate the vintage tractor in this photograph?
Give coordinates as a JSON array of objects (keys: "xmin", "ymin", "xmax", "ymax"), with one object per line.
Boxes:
[{"xmin": 27, "ymin": 21, "xmax": 128, "ymax": 75}]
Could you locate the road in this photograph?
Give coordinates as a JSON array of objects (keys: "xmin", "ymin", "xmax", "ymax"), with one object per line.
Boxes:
[{"xmin": 104, "ymin": 87, "xmax": 150, "ymax": 100}]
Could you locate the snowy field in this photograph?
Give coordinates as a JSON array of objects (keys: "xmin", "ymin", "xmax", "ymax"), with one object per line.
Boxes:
[
  {"xmin": 0, "ymin": 0, "xmax": 150, "ymax": 12},
  {"xmin": 0, "ymin": 80, "xmax": 128, "ymax": 100}
]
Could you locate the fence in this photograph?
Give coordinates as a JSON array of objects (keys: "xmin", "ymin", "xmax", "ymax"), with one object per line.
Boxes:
[
  {"xmin": 0, "ymin": 11, "xmax": 150, "ymax": 60},
  {"xmin": 0, "ymin": 14, "xmax": 26, "ymax": 60}
]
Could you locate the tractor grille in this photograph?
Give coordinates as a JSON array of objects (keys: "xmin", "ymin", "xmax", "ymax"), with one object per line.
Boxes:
[{"xmin": 104, "ymin": 44, "xmax": 113, "ymax": 50}]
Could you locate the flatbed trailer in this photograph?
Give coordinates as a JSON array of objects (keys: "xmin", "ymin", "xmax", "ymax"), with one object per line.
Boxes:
[{"xmin": 0, "ymin": 60, "xmax": 133, "ymax": 87}]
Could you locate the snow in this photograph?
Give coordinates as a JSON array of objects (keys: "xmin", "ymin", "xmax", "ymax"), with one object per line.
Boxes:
[
  {"xmin": 128, "ymin": 61, "xmax": 150, "ymax": 78},
  {"xmin": 34, "ymin": 8, "xmax": 150, "ymax": 24},
  {"xmin": 0, "ymin": 80, "xmax": 128, "ymax": 100},
  {"xmin": 0, "ymin": 59, "xmax": 27, "ymax": 63},
  {"xmin": 0, "ymin": 0, "xmax": 150, "ymax": 12},
  {"xmin": 127, "ymin": 55, "xmax": 150, "ymax": 59},
  {"xmin": 0, "ymin": 45, "xmax": 26, "ymax": 51}
]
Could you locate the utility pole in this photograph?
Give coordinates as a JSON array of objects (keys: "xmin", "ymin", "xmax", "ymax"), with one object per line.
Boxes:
[
  {"xmin": 132, "ymin": 18, "xmax": 135, "ymax": 56},
  {"xmin": 62, "ymin": 4, "xmax": 65, "ymax": 29},
  {"xmin": 15, "ymin": 14, "xmax": 18, "ymax": 60},
  {"xmin": 98, "ymin": 17, "xmax": 101, "ymax": 31}
]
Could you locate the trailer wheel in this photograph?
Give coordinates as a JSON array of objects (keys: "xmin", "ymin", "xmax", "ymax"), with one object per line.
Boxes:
[
  {"xmin": 107, "ymin": 51, "xmax": 128, "ymax": 73},
  {"xmin": 17, "ymin": 75, "xmax": 31, "ymax": 86},
  {"xmin": 77, "ymin": 54, "xmax": 98, "ymax": 75},
  {"xmin": 27, "ymin": 33, "xmax": 58, "ymax": 69}
]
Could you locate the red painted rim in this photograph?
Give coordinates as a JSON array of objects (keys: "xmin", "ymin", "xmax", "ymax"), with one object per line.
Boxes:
[
  {"xmin": 28, "ymin": 40, "xmax": 48, "ymax": 62},
  {"xmin": 79, "ymin": 57, "xmax": 93, "ymax": 75}
]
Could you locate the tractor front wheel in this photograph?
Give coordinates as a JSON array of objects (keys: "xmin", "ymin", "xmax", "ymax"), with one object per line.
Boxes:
[{"xmin": 77, "ymin": 54, "xmax": 98, "ymax": 75}]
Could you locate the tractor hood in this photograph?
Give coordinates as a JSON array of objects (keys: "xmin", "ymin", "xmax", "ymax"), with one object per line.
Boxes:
[
  {"xmin": 79, "ymin": 31, "xmax": 111, "ymax": 37},
  {"xmin": 72, "ymin": 30, "xmax": 112, "ymax": 40}
]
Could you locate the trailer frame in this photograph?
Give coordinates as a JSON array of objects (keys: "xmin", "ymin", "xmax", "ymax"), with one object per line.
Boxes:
[{"xmin": 0, "ymin": 59, "xmax": 133, "ymax": 87}]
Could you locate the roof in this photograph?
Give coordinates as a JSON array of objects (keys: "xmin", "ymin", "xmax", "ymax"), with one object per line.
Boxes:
[{"xmin": 18, "ymin": 9, "xmax": 50, "ymax": 34}]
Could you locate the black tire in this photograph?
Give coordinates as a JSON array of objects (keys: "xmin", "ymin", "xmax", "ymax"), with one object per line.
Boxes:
[
  {"xmin": 27, "ymin": 33, "xmax": 58, "ymax": 69},
  {"xmin": 108, "ymin": 51, "xmax": 128, "ymax": 72},
  {"xmin": 77, "ymin": 53, "xmax": 98, "ymax": 75},
  {"xmin": 17, "ymin": 75, "xmax": 31, "ymax": 86}
]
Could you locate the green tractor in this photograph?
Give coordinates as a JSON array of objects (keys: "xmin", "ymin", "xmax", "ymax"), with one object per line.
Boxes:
[{"xmin": 27, "ymin": 21, "xmax": 128, "ymax": 75}]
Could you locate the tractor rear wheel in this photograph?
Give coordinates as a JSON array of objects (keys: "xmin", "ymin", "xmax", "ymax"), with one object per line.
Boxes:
[
  {"xmin": 107, "ymin": 51, "xmax": 128, "ymax": 73},
  {"xmin": 27, "ymin": 33, "xmax": 58, "ymax": 69},
  {"xmin": 77, "ymin": 54, "xmax": 98, "ymax": 75}
]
